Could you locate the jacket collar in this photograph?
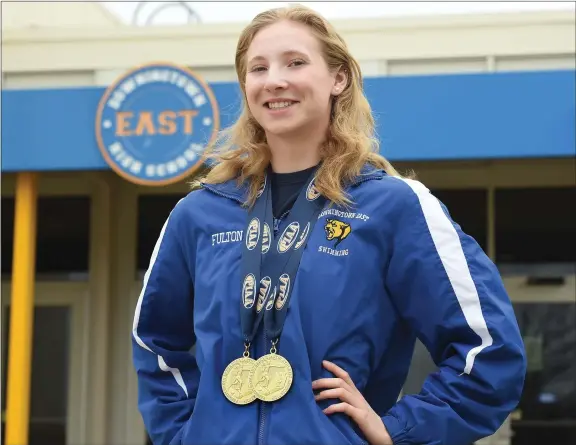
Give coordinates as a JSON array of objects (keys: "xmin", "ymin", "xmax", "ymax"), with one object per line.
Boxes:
[{"xmin": 200, "ymin": 163, "xmax": 385, "ymax": 204}]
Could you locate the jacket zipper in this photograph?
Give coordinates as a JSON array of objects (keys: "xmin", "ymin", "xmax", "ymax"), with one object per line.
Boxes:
[
  {"xmin": 257, "ymin": 215, "xmax": 285, "ymax": 445},
  {"xmin": 258, "ymin": 330, "xmax": 269, "ymax": 445}
]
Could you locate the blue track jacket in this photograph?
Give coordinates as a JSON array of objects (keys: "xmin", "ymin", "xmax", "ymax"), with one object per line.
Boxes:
[{"xmin": 132, "ymin": 167, "xmax": 526, "ymax": 445}]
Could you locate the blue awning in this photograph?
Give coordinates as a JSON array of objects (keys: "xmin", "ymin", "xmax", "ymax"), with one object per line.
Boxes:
[{"xmin": 1, "ymin": 69, "xmax": 574, "ymax": 172}]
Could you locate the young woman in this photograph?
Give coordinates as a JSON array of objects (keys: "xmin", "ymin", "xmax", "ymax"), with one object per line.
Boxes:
[{"xmin": 132, "ymin": 5, "xmax": 526, "ymax": 445}]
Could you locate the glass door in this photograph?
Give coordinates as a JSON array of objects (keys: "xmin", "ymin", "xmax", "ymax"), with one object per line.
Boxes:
[
  {"xmin": 2, "ymin": 306, "xmax": 69, "ymax": 444},
  {"xmin": 1, "ymin": 282, "xmax": 88, "ymax": 445}
]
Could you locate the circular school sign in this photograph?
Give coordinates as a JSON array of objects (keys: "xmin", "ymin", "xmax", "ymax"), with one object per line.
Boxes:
[{"xmin": 95, "ymin": 62, "xmax": 220, "ymax": 186}]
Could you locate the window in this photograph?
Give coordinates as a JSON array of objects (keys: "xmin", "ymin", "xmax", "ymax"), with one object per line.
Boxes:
[
  {"xmin": 137, "ymin": 195, "xmax": 184, "ymax": 273},
  {"xmin": 1, "ymin": 198, "xmax": 15, "ymax": 276},
  {"xmin": 432, "ymin": 189, "xmax": 488, "ymax": 252},
  {"xmin": 1, "ymin": 306, "xmax": 70, "ymax": 445},
  {"xmin": 495, "ymin": 188, "xmax": 576, "ymax": 264},
  {"xmin": 514, "ymin": 302, "xmax": 576, "ymax": 420},
  {"xmin": 1, "ymin": 196, "xmax": 91, "ymax": 279},
  {"xmin": 511, "ymin": 302, "xmax": 576, "ymax": 444}
]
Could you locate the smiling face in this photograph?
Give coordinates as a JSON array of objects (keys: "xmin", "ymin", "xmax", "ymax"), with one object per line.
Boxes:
[{"xmin": 244, "ymin": 20, "xmax": 347, "ymax": 138}]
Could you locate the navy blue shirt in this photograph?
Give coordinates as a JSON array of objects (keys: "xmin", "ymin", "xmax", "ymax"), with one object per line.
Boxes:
[{"xmin": 270, "ymin": 165, "xmax": 317, "ymax": 219}]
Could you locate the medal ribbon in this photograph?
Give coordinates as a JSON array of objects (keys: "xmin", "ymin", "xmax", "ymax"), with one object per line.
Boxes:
[
  {"xmin": 240, "ymin": 167, "xmax": 325, "ymax": 345},
  {"xmin": 239, "ymin": 174, "xmax": 273, "ymax": 344}
]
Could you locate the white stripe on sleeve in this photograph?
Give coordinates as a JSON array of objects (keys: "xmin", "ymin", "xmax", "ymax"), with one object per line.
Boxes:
[
  {"xmin": 132, "ymin": 203, "xmax": 189, "ymax": 396},
  {"xmin": 399, "ymin": 178, "xmax": 493, "ymax": 375}
]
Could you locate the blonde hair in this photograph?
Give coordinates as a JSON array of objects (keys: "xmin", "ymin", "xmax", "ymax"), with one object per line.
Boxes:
[{"xmin": 197, "ymin": 4, "xmax": 404, "ymax": 207}]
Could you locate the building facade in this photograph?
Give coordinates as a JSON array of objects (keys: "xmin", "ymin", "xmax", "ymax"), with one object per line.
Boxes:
[{"xmin": 1, "ymin": 4, "xmax": 575, "ymax": 445}]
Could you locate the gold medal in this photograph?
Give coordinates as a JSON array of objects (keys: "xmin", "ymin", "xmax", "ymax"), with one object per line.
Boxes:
[
  {"xmin": 249, "ymin": 341, "xmax": 293, "ymax": 402},
  {"xmin": 222, "ymin": 346, "xmax": 257, "ymax": 405}
]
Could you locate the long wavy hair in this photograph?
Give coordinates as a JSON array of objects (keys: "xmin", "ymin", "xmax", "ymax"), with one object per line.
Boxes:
[{"xmin": 197, "ymin": 4, "xmax": 405, "ymax": 207}]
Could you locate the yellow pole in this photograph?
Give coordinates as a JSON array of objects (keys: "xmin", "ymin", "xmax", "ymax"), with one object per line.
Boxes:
[{"xmin": 5, "ymin": 172, "xmax": 38, "ymax": 445}]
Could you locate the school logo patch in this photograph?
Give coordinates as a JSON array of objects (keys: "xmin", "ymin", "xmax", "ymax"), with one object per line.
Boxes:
[
  {"xmin": 324, "ymin": 219, "xmax": 351, "ymax": 247},
  {"xmin": 95, "ymin": 63, "xmax": 219, "ymax": 186}
]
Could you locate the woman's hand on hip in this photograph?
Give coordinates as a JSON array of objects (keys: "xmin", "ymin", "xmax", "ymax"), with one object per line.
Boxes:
[{"xmin": 312, "ymin": 360, "xmax": 393, "ymax": 445}]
